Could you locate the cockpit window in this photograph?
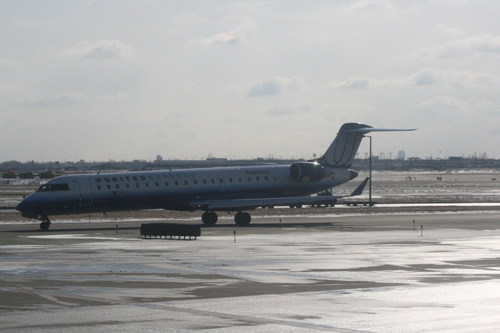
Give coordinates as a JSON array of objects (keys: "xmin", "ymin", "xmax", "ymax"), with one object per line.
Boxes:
[{"xmin": 37, "ymin": 183, "xmax": 70, "ymax": 192}]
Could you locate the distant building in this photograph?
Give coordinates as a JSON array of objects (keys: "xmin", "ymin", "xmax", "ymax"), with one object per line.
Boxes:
[
  {"xmin": 156, "ymin": 155, "xmax": 163, "ymax": 161},
  {"xmin": 397, "ymin": 150, "xmax": 406, "ymax": 160}
]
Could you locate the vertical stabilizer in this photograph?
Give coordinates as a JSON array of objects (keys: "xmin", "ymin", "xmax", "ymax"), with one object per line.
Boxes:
[
  {"xmin": 317, "ymin": 123, "xmax": 416, "ymax": 168},
  {"xmin": 318, "ymin": 123, "xmax": 372, "ymax": 168}
]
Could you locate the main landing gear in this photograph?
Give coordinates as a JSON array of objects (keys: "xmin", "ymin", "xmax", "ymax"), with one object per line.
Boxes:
[
  {"xmin": 201, "ymin": 211, "xmax": 252, "ymax": 226},
  {"xmin": 234, "ymin": 212, "xmax": 251, "ymax": 225},
  {"xmin": 202, "ymin": 211, "xmax": 218, "ymax": 226},
  {"xmin": 39, "ymin": 216, "xmax": 51, "ymax": 230}
]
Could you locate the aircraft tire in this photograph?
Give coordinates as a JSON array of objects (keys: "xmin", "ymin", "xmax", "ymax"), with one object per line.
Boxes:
[
  {"xmin": 40, "ymin": 221, "xmax": 50, "ymax": 230},
  {"xmin": 234, "ymin": 212, "xmax": 251, "ymax": 225},
  {"xmin": 202, "ymin": 211, "xmax": 218, "ymax": 226}
]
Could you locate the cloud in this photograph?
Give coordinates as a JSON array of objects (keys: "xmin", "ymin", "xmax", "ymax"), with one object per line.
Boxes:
[
  {"xmin": 246, "ymin": 76, "xmax": 302, "ymax": 97},
  {"xmin": 202, "ymin": 32, "xmax": 240, "ymax": 45},
  {"xmin": 411, "ymin": 68, "xmax": 442, "ymax": 86},
  {"xmin": 201, "ymin": 22, "xmax": 256, "ymax": 45},
  {"xmin": 65, "ymin": 39, "xmax": 133, "ymax": 60},
  {"xmin": 419, "ymin": 95, "xmax": 465, "ymax": 110},
  {"xmin": 488, "ymin": 128, "xmax": 500, "ymax": 135},
  {"xmin": 10, "ymin": 93, "xmax": 88, "ymax": 108},
  {"xmin": 331, "ymin": 76, "xmax": 371, "ymax": 89},
  {"xmin": 417, "ymin": 95, "xmax": 468, "ymax": 120},
  {"xmin": 0, "ymin": 58, "xmax": 16, "ymax": 68},
  {"xmin": 415, "ymin": 35, "xmax": 500, "ymax": 59},
  {"xmin": 95, "ymin": 93, "xmax": 126, "ymax": 101},
  {"xmin": 347, "ymin": 0, "xmax": 393, "ymax": 11},
  {"xmin": 432, "ymin": 24, "xmax": 463, "ymax": 36},
  {"xmin": 261, "ymin": 104, "xmax": 311, "ymax": 116},
  {"xmin": 475, "ymin": 99, "xmax": 500, "ymax": 115},
  {"xmin": 445, "ymin": 70, "xmax": 500, "ymax": 89},
  {"xmin": 329, "ymin": 68, "xmax": 500, "ymax": 90},
  {"xmin": 247, "ymin": 80, "xmax": 281, "ymax": 97}
]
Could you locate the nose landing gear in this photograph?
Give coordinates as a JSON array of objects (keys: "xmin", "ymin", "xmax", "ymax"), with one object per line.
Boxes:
[{"xmin": 39, "ymin": 216, "xmax": 51, "ymax": 230}]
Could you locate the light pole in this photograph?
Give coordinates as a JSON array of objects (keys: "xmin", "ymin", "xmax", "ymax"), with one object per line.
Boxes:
[{"xmin": 365, "ymin": 135, "xmax": 373, "ymax": 206}]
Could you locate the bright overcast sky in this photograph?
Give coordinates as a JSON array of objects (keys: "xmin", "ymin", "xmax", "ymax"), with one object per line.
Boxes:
[{"xmin": 1, "ymin": 0, "xmax": 500, "ymax": 162}]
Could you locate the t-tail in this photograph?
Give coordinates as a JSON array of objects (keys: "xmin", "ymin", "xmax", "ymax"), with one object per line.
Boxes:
[{"xmin": 316, "ymin": 123, "xmax": 416, "ymax": 168}]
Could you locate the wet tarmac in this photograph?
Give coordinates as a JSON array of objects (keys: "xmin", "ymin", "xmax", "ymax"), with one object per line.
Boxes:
[{"xmin": 1, "ymin": 212, "xmax": 500, "ymax": 332}]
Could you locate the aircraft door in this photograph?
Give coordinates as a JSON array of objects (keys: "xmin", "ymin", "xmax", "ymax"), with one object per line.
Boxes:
[
  {"xmin": 217, "ymin": 175, "xmax": 226, "ymax": 191},
  {"xmin": 76, "ymin": 176, "xmax": 93, "ymax": 206}
]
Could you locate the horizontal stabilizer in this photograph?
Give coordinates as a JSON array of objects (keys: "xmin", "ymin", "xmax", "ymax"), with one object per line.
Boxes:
[
  {"xmin": 350, "ymin": 177, "xmax": 369, "ymax": 196},
  {"xmin": 346, "ymin": 128, "xmax": 416, "ymax": 133}
]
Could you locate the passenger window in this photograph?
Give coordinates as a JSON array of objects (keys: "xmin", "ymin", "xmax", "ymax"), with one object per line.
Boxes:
[
  {"xmin": 194, "ymin": 180, "xmax": 198, "ymax": 185},
  {"xmin": 184, "ymin": 180, "xmax": 188, "ymax": 185},
  {"xmin": 155, "ymin": 182, "xmax": 159, "ymax": 187},
  {"xmin": 107, "ymin": 184, "xmax": 111, "ymax": 190},
  {"xmin": 165, "ymin": 182, "xmax": 169, "ymax": 186},
  {"xmin": 211, "ymin": 179, "xmax": 215, "ymax": 184},
  {"xmin": 175, "ymin": 181, "xmax": 179, "ymax": 186},
  {"xmin": 203, "ymin": 179, "xmax": 207, "ymax": 185},
  {"xmin": 256, "ymin": 177, "xmax": 260, "ymax": 181},
  {"xmin": 136, "ymin": 183, "xmax": 140, "ymax": 188},
  {"xmin": 97, "ymin": 185, "xmax": 102, "ymax": 190}
]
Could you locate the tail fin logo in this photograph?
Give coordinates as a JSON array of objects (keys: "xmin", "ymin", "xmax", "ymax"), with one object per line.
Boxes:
[{"xmin": 319, "ymin": 123, "xmax": 372, "ymax": 168}]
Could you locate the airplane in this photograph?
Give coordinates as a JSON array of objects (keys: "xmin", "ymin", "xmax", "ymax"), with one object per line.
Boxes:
[{"xmin": 16, "ymin": 123, "xmax": 414, "ymax": 230}]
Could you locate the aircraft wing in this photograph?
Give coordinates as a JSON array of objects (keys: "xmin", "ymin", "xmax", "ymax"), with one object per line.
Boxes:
[{"xmin": 190, "ymin": 177, "xmax": 369, "ymax": 211}]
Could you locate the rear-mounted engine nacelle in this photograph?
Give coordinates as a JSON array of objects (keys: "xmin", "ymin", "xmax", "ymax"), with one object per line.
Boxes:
[{"xmin": 290, "ymin": 162, "xmax": 327, "ymax": 182}]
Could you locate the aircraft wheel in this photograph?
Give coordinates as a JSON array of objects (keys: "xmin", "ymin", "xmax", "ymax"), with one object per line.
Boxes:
[
  {"xmin": 202, "ymin": 211, "xmax": 218, "ymax": 226},
  {"xmin": 235, "ymin": 212, "xmax": 251, "ymax": 225},
  {"xmin": 39, "ymin": 216, "xmax": 51, "ymax": 230}
]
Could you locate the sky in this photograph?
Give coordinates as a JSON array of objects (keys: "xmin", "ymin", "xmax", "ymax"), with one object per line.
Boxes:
[{"xmin": 1, "ymin": 0, "xmax": 500, "ymax": 163}]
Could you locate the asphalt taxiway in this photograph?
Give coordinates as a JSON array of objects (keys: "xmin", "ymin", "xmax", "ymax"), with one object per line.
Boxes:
[{"xmin": 1, "ymin": 211, "xmax": 500, "ymax": 332}]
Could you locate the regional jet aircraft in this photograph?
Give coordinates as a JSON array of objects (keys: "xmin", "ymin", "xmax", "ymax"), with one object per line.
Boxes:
[{"xmin": 16, "ymin": 123, "xmax": 414, "ymax": 230}]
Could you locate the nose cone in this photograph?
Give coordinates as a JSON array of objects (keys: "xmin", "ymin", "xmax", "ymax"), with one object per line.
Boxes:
[
  {"xmin": 16, "ymin": 197, "xmax": 39, "ymax": 219},
  {"xmin": 16, "ymin": 198, "xmax": 27, "ymax": 212},
  {"xmin": 350, "ymin": 170, "xmax": 358, "ymax": 180}
]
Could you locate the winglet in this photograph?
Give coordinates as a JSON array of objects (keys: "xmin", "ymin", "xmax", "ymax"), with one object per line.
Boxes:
[{"xmin": 350, "ymin": 177, "xmax": 370, "ymax": 196}]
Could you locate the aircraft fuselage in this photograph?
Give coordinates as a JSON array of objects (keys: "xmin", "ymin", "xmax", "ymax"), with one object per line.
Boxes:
[{"xmin": 17, "ymin": 164, "xmax": 353, "ymax": 220}]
